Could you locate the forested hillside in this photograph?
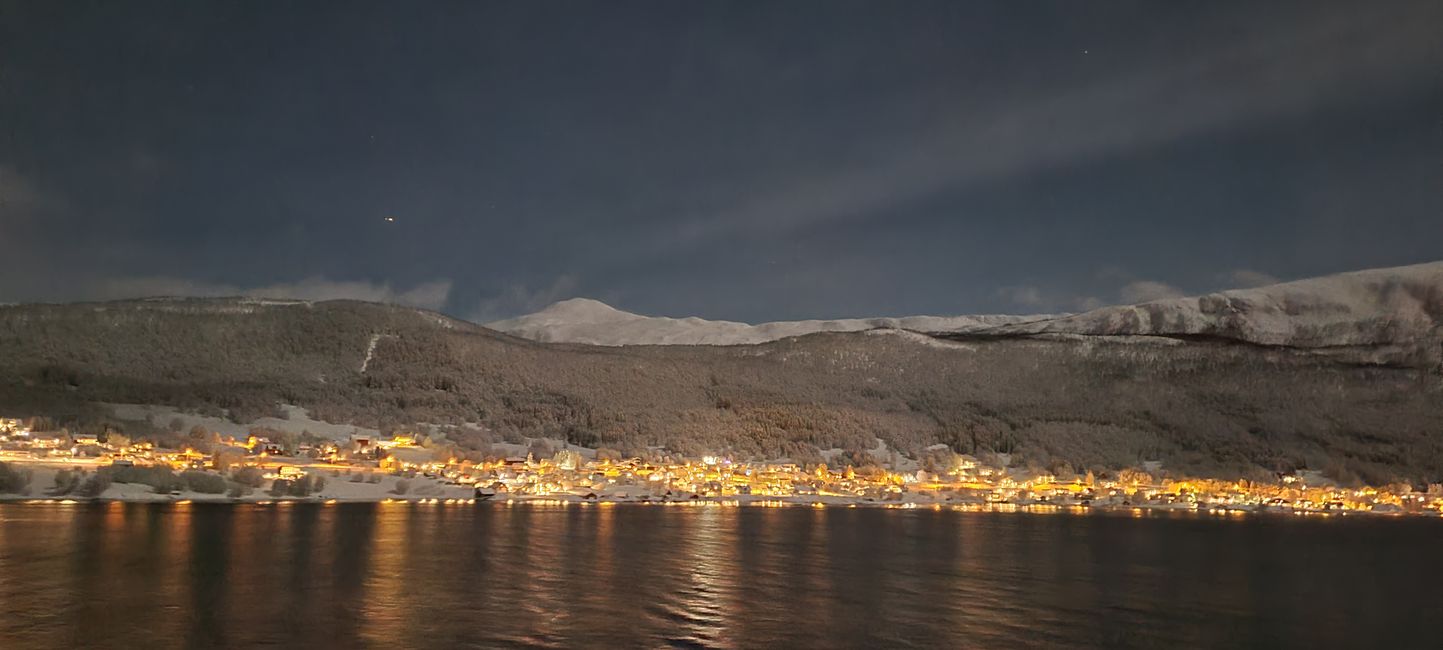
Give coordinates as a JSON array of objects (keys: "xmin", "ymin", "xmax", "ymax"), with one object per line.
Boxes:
[{"xmin": 2, "ymin": 292, "xmax": 1441, "ymax": 483}]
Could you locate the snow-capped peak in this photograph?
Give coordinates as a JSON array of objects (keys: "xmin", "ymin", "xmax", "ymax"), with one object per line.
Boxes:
[{"xmin": 521, "ymin": 298, "xmax": 641, "ymax": 324}]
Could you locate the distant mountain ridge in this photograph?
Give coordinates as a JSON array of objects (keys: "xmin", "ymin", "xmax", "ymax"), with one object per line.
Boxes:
[
  {"xmin": 490, "ymin": 262, "xmax": 1443, "ymax": 361},
  {"xmin": 488, "ymin": 298, "xmax": 1050, "ymax": 346},
  {"xmin": 964, "ymin": 261, "xmax": 1443, "ymax": 368}
]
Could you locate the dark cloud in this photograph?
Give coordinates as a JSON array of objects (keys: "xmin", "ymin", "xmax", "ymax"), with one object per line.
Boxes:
[
  {"xmin": 1, "ymin": 1, "xmax": 1438, "ymax": 321},
  {"xmin": 652, "ymin": 3, "xmax": 1442, "ymax": 254}
]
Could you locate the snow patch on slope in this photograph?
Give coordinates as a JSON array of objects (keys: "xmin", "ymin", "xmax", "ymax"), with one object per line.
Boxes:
[
  {"xmin": 360, "ymin": 333, "xmax": 382, "ymax": 373},
  {"xmin": 487, "ymin": 298, "xmax": 1049, "ymax": 346}
]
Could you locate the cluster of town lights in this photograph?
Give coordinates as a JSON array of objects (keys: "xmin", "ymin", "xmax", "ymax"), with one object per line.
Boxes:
[{"xmin": 3, "ymin": 418, "xmax": 1442, "ymax": 515}]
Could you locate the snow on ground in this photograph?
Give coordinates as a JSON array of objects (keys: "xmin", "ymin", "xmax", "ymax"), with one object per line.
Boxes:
[
  {"xmin": 0, "ymin": 461, "xmax": 474, "ymax": 503},
  {"xmin": 818, "ymin": 437, "xmax": 920, "ymax": 472},
  {"xmin": 106, "ymin": 403, "xmax": 379, "ymax": 440},
  {"xmin": 312, "ymin": 472, "xmax": 473, "ymax": 501},
  {"xmin": 487, "ymin": 297, "xmax": 1050, "ymax": 346}
]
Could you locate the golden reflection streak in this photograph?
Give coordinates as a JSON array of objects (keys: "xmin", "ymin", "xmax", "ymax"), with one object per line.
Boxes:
[
  {"xmin": 950, "ymin": 507, "xmax": 1038, "ymax": 641},
  {"xmin": 521, "ymin": 503, "xmax": 573, "ymax": 644},
  {"xmin": 0, "ymin": 507, "xmax": 11, "ymax": 641},
  {"xmin": 359, "ymin": 503, "xmax": 411, "ymax": 647},
  {"xmin": 595, "ymin": 499, "xmax": 614, "ymax": 578},
  {"xmin": 30, "ymin": 504, "xmax": 79, "ymax": 643},
  {"xmin": 223, "ymin": 504, "xmax": 257, "ymax": 642},
  {"xmin": 676, "ymin": 505, "xmax": 736, "ymax": 646},
  {"xmin": 162, "ymin": 503, "xmax": 194, "ymax": 646}
]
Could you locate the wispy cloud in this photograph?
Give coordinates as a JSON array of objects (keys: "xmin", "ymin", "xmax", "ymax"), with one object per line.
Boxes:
[
  {"xmin": 1119, "ymin": 280, "xmax": 1186, "ymax": 304},
  {"xmin": 1220, "ymin": 269, "xmax": 1281, "ymax": 289},
  {"xmin": 470, "ymin": 275, "xmax": 579, "ymax": 322},
  {"xmin": 91, "ymin": 276, "xmax": 454, "ymax": 311},
  {"xmin": 0, "ymin": 165, "xmax": 65, "ymax": 242},
  {"xmin": 996, "ymin": 285, "xmax": 1043, "ymax": 308},
  {"xmin": 651, "ymin": 3, "xmax": 1442, "ymax": 253},
  {"xmin": 996, "ymin": 285, "xmax": 1107, "ymax": 314},
  {"xmin": 0, "ymin": 166, "xmax": 46, "ymax": 212}
]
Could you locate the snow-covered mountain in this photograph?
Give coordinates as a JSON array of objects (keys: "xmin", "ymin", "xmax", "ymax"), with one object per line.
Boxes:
[
  {"xmin": 487, "ymin": 298, "xmax": 1048, "ymax": 346},
  {"xmin": 980, "ymin": 261, "xmax": 1443, "ymax": 352},
  {"xmin": 493, "ymin": 262, "xmax": 1443, "ymax": 356}
]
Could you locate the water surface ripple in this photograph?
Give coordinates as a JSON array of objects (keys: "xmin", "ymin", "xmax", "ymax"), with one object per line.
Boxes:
[{"xmin": 0, "ymin": 503, "xmax": 1438, "ymax": 648}]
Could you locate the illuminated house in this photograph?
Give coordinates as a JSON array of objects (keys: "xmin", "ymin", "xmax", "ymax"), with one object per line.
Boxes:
[{"xmin": 349, "ymin": 435, "xmax": 378, "ymax": 459}]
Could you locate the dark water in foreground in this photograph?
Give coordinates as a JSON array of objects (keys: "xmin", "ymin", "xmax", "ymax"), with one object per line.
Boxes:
[{"xmin": 0, "ymin": 503, "xmax": 1439, "ymax": 649}]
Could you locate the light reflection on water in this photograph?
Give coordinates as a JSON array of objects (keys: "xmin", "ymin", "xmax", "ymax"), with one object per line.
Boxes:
[{"xmin": 0, "ymin": 503, "xmax": 1440, "ymax": 648}]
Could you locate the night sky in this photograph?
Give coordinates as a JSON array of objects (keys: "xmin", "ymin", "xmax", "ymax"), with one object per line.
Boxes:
[{"xmin": 2, "ymin": 1, "xmax": 1439, "ymax": 322}]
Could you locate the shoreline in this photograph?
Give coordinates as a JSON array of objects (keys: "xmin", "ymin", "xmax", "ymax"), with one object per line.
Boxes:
[
  {"xmin": 2, "ymin": 492, "xmax": 1439, "ymax": 518},
  {"xmin": 5, "ymin": 442, "xmax": 1437, "ymax": 519}
]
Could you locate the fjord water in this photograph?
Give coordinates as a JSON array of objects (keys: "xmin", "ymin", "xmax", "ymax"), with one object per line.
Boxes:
[{"xmin": 0, "ymin": 504, "xmax": 1438, "ymax": 648}]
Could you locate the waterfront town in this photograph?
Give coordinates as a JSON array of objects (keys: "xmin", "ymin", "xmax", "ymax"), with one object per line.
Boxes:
[{"xmin": 1, "ymin": 417, "xmax": 1440, "ymax": 515}]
